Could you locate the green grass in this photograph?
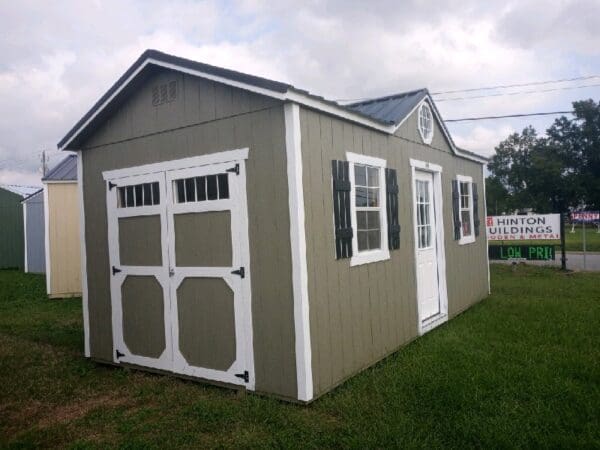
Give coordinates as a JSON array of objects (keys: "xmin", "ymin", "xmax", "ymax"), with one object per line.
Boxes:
[
  {"xmin": 494, "ymin": 224, "xmax": 600, "ymax": 252},
  {"xmin": 1, "ymin": 267, "xmax": 599, "ymax": 448}
]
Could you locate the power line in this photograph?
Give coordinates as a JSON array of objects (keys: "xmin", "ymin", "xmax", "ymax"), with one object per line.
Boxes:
[
  {"xmin": 445, "ymin": 110, "xmax": 574, "ymax": 123},
  {"xmin": 430, "ymin": 74, "xmax": 600, "ymax": 95},
  {"xmin": 435, "ymin": 83, "xmax": 600, "ymax": 102},
  {"xmin": 335, "ymin": 74, "xmax": 600, "ymax": 104}
]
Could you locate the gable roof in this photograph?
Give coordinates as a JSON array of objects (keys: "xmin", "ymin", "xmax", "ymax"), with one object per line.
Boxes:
[
  {"xmin": 0, "ymin": 184, "xmax": 39, "ymax": 198},
  {"xmin": 346, "ymin": 89, "xmax": 428, "ymax": 126},
  {"xmin": 58, "ymin": 49, "xmax": 487, "ymax": 164},
  {"xmin": 42, "ymin": 154, "xmax": 77, "ymax": 182},
  {"xmin": 21, "ymin": 188, "xmax": 43, "ymax": 203}
]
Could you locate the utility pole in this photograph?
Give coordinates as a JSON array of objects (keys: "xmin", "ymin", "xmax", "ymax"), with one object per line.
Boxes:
[{"xmin": 40, "ymin": 150, "xmax": 48, "ymax": 176}]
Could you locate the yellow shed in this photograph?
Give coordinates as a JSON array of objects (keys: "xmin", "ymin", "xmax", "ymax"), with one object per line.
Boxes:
[{"xmin": 42, "ymin": 155, "xmax": 82, "ymax": 298}]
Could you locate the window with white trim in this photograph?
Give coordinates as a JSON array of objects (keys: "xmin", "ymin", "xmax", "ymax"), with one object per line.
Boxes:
[
  {"xmin": 418, "ymin": 103, "xmax": 434, "ymax": 144},
  {"xmin": 457, "ymin": 175, "xmax": 475, "ymax": 244},
  {"xmin": 347, "ymin": 152, "xmax": 390, "ymax": 266},
  {"xmin": 117, "ymin": 182, "xmax": 160, "ymax": 208}
]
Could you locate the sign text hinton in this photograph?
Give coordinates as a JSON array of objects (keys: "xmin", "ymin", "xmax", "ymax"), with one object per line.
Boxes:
[{"xmin": 486, "ymin": 214, "xmax": 561, "ymax": 241}]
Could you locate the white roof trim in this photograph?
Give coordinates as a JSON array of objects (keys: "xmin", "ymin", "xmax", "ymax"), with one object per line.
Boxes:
[{"xmin": 60, "ymin": 55, "xmax": 487, "ymax": 164}]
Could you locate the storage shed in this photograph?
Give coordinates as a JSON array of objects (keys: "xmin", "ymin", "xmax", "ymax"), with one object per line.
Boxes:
[
  {"xmin": 42, "ymin": 155, "xmax": 82, "ymax": 298},
  {"xmin": 59, "ymin": 50, "xmax": 489, "ymax": 402},
  {"xmin": 0, "ymin": 186, "xmax": 25, "ymax": 269},
  {"xmin": 22, "ymin": 189, "xmax": 46, "ymax": 273}
]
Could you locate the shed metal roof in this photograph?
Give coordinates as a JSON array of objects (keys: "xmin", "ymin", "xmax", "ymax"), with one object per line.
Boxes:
[
  {"xmin": 346, "ymin": 89, "xmax": 428, "ymax": 126},
  {"xmin": 42, "ymin": 154, "xmax": 77, "ymax": 182}
]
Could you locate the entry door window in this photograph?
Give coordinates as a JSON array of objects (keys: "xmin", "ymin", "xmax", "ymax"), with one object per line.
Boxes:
[{"xmin": 415, "ymin": 180, "xmax": 432, "ymax": 249}]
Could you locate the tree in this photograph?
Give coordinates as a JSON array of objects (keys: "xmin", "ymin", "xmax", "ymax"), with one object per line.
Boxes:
[{"xmin": 486, "ymin": 99, "xmax": 600, "ymax": 214}]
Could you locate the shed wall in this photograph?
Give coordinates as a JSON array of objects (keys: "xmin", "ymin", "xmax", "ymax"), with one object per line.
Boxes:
[
  {"xmin": 300, "ymin": 105, "xmax": 488, "ymax": 397},
  {"xmin": 47, "ymin": 183, "xmax": 82, "ymax": 297},
  {"xmin": 0, "ymin": 188, "xmax": 24, "ymax": 269},
  {"xmin": 24, "ymin": 194, "xmax": 46, "ymax": 273},
  {"xmin": 79, "ymin": 69, "xmax": 298, "ymax": 399}
]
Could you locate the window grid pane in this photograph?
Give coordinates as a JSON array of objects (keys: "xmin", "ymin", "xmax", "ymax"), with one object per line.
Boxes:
[
  {"xmin": 354, "ymin": 163, "xmax": 382, "ymax": 252},
  {"xmin": 173, "ymin": 173, "xmax": 230, "ymax": 204},
  {"xmin": 459, "ymin": 181, "xmax": 472, "ymax": 237},
  {"xmin": 415, "ymin": 180, "xmax": 432, "ymax": 249}
]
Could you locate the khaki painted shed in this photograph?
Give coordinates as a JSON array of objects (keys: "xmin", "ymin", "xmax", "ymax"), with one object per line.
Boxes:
[
  {"xmin": 42, "ymin": 155, "xmax": 82, "ymax": 298},
  {"xmin": 59, "ymin": 50, "xmax": 489, "ymax": 402}
]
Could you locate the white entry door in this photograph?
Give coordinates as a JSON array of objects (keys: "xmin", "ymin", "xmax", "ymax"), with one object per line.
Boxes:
[
  {"xmin": 105, "ymin": 150, "xmax": 254, "ymax": 389},
  {"xmin": 414, "ymin": 171, "xmax": 442, "ymax": 324}
]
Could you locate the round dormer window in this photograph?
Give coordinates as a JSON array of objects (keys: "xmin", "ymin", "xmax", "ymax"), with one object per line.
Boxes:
[{"xmin": 418, "ymin": 103, "xmax": 434, "ymax": 144}]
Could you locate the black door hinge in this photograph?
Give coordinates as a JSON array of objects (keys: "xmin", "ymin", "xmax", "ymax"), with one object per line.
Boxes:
[
  {"xmin": 112, "ymin": 266, "xmax": 122, "ymax": 275},
  {"xmin": 231, "ymin": 267, "xmax": 245, "ymax": 278},
  {"xmin": 116, "ymin": 349, "xmax": 125, "ymax": 359},
  {"xmin": 235, "ymin": 370, "xmax": 249, "ymax": 383},
  {"xmin": 108, "ymin": 181, "xmax": 117, "ymax": 190},
  {"xmin": 226, "ymin": 164, "xmax": 240, "ymax": 175}
]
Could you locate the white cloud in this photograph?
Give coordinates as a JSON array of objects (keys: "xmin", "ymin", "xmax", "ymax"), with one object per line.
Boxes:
[{"xmin": 0, "ymin": 0, "xmax": 598, "ymax": 185}]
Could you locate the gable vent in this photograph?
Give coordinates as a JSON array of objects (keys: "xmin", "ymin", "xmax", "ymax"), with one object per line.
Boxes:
[{"xmin": 152, "ymin": 80, "xmax": 177, "ymax": 106}]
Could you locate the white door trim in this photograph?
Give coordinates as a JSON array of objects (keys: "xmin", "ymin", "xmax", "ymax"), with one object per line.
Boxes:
[
  {"xmin": 102, "ymin": 148, "xmax": 248, "ymax": 181},
  {"xmin": 284, "ymin": 103, "xmax": 313, "ymax": 402},
  {"xmin": 103, "ymin": 151, "xmax": 255, "ymax": 389},
  {"xmin": 410, "ymin": 159, "xmax": 449, "ymax": 335}
]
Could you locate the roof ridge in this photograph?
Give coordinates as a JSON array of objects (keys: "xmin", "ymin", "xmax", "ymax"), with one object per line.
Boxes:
[{"xmin": 348, "ymin": 88, "xmax": 428, "ymax": 106}]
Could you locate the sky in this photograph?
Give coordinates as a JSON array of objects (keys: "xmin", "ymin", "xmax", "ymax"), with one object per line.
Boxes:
[{"xmin": 1, "ymin": 0, "xmax": 599, "ymax": 188}]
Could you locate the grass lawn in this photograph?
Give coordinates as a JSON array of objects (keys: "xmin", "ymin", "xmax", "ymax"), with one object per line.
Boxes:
[
  {"xmin": 491, "ymin": 224, "xmax": 600, "ymax": 252},
  {"xmin": 1, "ymin": 267, "xmax": 599, "ymax": 448}
]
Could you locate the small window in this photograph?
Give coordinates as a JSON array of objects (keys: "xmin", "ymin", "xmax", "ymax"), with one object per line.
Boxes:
[
  {"xmin": 117, "ymin": 182, "xmax": 160, "ymax": 208},
  {"xmin": 354, "ymin": 164, "xmax": 381, "ymax": 252},
  {"xmin": 418, "ymin": 103, "xmax": 434, "ymax": 144},
  {"xmin": 457, "ymin": 175, "xmax": 475, "ymax": 244},
  {"xmin": 174, "ymin": 173, "xmax": 229, "ymax": 204},
  {"xmin": 347, "ymin": 152, "xmax": 390, "ymax": 266}
]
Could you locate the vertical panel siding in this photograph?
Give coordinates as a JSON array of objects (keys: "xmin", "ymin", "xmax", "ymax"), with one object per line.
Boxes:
[
  {"xmin": 0, "ymin": 188, "xmax": 24, "ymax": 269},
  {"xmin": 80, "ymin": 73, "xmax": 297, "ymax": 399},
  {"xmin": 301, "ymin": 106, "xmax": 488, "ymax": 397},
  {"xmin": 25, "ymin": 195, "xmax": 46, "ymax": 273},
  {"xmin": 47, "ymin": 183, "xmax": 82, "ymax": 297}
]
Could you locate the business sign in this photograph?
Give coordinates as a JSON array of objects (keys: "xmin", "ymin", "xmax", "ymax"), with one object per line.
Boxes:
[
  {"xmin": 488, "ymin": 245, "xmax": 556, "ymax": 261},
  {"xmin": 571, "ymin": 211, "xmax": 600, "ymax": 223},
  {"xmin": 486, "ymin": 214, "xmax": 561, "ymax": 241}
]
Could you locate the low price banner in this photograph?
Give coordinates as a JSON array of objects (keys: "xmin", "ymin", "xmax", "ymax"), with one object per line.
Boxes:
[
  {"xmin": 486, "ymin": 214, "xmax": 561, "ymax": 241},
  {"xmin": 571, "ymin": 211, "xmax": 600, "ymax": 223}
]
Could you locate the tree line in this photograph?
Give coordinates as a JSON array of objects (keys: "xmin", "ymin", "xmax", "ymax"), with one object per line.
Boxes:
[{"xmin": 486, "ymin": 99, "xmax": 600, "ymax": 215}]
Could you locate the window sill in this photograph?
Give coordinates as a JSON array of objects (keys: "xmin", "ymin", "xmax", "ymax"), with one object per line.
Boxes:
[
  {"xmin": 459, "ymin": 235, "xmax": 476, "ymax": 245},
  {"xmin": 350, "ymin": 248, "xmax": 390, "ymax": 267}
]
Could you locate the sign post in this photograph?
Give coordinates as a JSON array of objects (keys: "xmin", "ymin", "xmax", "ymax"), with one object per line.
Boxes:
[
  {"xmin": 560, "ymin": 212, "xmax": 566, "ymax": 270},
  {"xmin": 571, "ymin": 211, "xmax": 600, "ymax": 271}
]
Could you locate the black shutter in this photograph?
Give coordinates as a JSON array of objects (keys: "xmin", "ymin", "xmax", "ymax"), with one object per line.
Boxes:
[
  {"xmin": 452, "ymin": 179, "xmax": 461, "ymax": 240},
  {"xmin": 332, "ymin": 160, "xmax": 353, "ymax": 259},
  {"xmin": 473, "ymin": 182, "xmax": 480, "ymax": 237},
  {"xmin": 385, "ymin": 168, "xmax": 400, "ymax": 250}
]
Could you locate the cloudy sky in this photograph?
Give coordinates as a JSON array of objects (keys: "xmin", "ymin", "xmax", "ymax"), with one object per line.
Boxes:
[{"xmin": 1, "ymin": 0, "xmax": 599, "ymax": 188}]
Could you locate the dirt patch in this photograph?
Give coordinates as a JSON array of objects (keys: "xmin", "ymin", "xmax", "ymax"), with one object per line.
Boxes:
[{"xmin": 37, "ymin": 394, "xmax": 130, "ymax": 428}]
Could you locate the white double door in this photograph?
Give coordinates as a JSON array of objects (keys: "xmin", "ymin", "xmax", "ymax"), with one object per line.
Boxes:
[
  {"xmin": 414, "ymin": 170, "xmax": 444, "ymax": 329},
  {"xmin": 106, "ymin": 157, "xmax": 254, "ymax": 388}
]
